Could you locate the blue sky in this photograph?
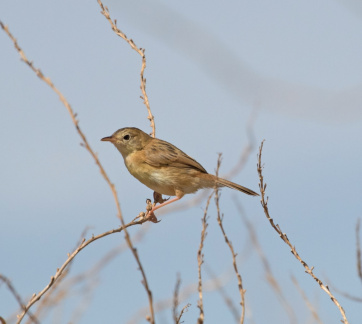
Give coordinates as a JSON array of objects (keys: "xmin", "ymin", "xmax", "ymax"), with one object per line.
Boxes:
[{"xmin": 1, "ymin": 1, "xmax": 362, "ymax": 323}]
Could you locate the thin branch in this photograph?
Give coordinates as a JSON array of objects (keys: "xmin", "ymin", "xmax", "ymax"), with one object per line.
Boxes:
[
  {"xmin": 197, "ymin": 192, "xmax": 213, "ymax": 324},
  {"xmin": 176, "ymin": 303, "xmax": 191, "ymax": 324},
  {"xmin": 97, "ymin": 0, "xmax": 155, "ymax": 138},
  {"xmin": 257, "ymin": 140, "xmax": 349, "ymax": 324},
  {"xmin": 0, "ymin": 21, "xmax": 155, "ymax": 323},
  {"xmin": 215, "ymin": 156, "xmax": 245, "ymax": 324},
  {"xmin": 0, "ymin": 275, "xmax": 39, "ymax": 324},
  {"xmin": 291, "ymin": 275, "xmax": 323, "ymax": 324},
  {"xmin": 233, "ymin": 198, "xmax": 297, "ymax": 324},
  {"xmin": 172, "ymin": 274, "xmax": 181, "ymax": 324}
]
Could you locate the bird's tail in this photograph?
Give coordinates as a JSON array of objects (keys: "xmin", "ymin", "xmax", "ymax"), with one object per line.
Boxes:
[{"xmin": 216, "ymin": 177, "xmax": 259, "ymax": 196}]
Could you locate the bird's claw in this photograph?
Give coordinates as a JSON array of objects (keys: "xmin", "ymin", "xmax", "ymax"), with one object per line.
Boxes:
[
  {"xmin": 153, "ymin": 191, "xmax": 170, "ymax": 204},
  {"xmin": 146, "ymin": 211, "xmax": 161, "ymax": 223}
]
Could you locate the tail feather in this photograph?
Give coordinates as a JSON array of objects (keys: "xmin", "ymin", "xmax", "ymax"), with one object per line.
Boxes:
[{"xmin": 216, "ymin": 177, "xmax": 259, "ymax": 196}]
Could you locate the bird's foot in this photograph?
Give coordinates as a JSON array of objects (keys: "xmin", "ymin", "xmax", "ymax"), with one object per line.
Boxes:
[
  {"xmin": 145, "ymin": 198, "xmax": 161, "ymax": 223},
  {"xmin": 146, "ymin": 211, "xmax": 161, "ymax": 223},
  {"xmin": 153, "ymin": 191, "xmax": 170, "ymax": 204}
]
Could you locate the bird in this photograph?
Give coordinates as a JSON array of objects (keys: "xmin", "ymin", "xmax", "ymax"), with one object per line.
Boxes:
[{"xmin": 101, "ymin": 127, "xmax": 258, "ymax": 219}]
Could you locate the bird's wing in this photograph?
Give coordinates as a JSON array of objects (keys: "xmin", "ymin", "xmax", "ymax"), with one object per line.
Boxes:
[{"xmin": 143, "ymin": 139, "xmax": 208, "ymax": 173}]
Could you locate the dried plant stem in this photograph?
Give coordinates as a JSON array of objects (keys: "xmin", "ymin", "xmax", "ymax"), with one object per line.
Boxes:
[
  {"xmin": 172, "ymin": 274, "xmax": 181, "ymax": 323},
  {"xmin": 197, "ymin": 193, "xmax": 213, "ymax": 324},
  {"xmin": 97, "ymin": 0, "xmax": 155, "ymax": 138},
  {"xmin": 215, "ymin": 155, "xmax": 245, "ymax": 324},
  {"xmin": 257, "ymin": 140, "xmax": 349, "ymax": 324},
  {"xmin": 176, "ymin": 303, "xmax": 191, "ymax": 324},
  {"xmin": 0, "ymin": 21, "xmax": 154, "ymax": 323},
  {"xmin": 16, "ymin": 218, "xmax": 149, "ymax": 323},
  {"xmin": 291, "ymin": 275, "xmax": 323, "ymax": 324}
]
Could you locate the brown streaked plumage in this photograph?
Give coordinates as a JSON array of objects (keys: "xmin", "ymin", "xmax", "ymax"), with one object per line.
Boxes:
[{"xmin": 101, "ymin": 127, "xmax": 258, "ymax": 216}]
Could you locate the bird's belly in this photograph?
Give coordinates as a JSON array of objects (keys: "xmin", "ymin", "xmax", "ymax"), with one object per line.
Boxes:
[
  {"xmin": 125, "ymin": 161, "xmax": 177, "ymax": 196},
  {"xmin": 125, "ymin": 159, "xmax": 203, "ymax": 196}
]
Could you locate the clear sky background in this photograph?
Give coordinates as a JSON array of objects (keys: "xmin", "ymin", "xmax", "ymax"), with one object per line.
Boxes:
[{"xmin": 1, "ymin": 1, "xmax": 362, "ymax": 323}]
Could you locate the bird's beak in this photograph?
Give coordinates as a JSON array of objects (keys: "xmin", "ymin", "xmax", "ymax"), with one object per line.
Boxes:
[{"xmin": 101, "ymin": 136, "xmax": 115, "ymax": 143}]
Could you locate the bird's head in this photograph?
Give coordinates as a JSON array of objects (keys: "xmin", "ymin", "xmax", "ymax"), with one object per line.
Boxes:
[{"xmin": 101, "ymin": 127, "xmax": 151, "ymax": 158}]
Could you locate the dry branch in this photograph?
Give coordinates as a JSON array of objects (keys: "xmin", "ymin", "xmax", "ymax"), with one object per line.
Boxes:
[
  {"xmin": 214, "ymin": 155, "xmax": 245, "ymax": 324},
  {"xmin": 172, "ymin": 274, "xmax": 181, "ymax": 323},
  {"xmin": 197, "ymin": 192, "xmax": 213, "ymax": 324},
  {"xmin": 97, "ymin": 0, "xmax": 155, "ymax": 138},
  {"xmin": 176, "ymin": 303, "xmax": 191, "ymax": 324},
  {"xmin": 257, "ymin": 140, "xmax": 349, "ymax": 324}
]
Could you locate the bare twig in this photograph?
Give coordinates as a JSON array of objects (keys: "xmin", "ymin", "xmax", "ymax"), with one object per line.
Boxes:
[
  {"xmin": 97, "ymin": 0, "xmax": 155, "ymax": 138},
  {"xmin": 0, "ymin": 275, "xmax": 39, "ymax": 324},
  {"xmin": 233, "ymin": 198, "xmax": 297, "ymax": 324},
  {"xmin": 356, "ymin": 219, "xmax": 362, "ymax": 284},
  {"xmin": 257, "ymin": 140, "xmax": 349, "ymax": 324},
  {"xmin": 197, "ymin": 192, "xmax": 213, "ymax": 324},
  {"xmin": 172, "ymin": 274, "xmax": 181, "ymax": 323},
  {"xmin": 1, "ymin": 20, "xmax": 155, "ymax": 323},
  {"xmin": 291, "ymin": 275, "xmax": 323, "ymax": 324},
  {"xmin": 215, "ymin": 156, "xmax": 245, "ymax": 324},
  {"xmin": 176, "ymin": 303, "xmax": 191, "ymax": 324}
]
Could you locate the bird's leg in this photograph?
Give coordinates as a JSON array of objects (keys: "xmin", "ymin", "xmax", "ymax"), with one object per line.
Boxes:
[
  {"xmin": 153, "ymin": 191, "xmax": 170, "ymax": 205},
  {"xmin": 147, "ymin": 196, "xmax": 182, "ymax": 215},
  {"xmin": 146, "ymin": 191, "xmax": 184, "ymax": 222}
]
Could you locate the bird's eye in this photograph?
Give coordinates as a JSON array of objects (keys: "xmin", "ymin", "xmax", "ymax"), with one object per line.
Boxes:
[{"xmin": 123, "ymin": 134, "xmax": 130, "ymax": 140}]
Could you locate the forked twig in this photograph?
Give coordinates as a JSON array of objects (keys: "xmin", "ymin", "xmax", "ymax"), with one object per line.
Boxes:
[
  {"xmin": 176, "ymin": 303, "xmax": 191, "ymax": 324},
  {"xmin": 97, "ymin": 0, "xmax": 155, "ymax": 138},
  {"xmin": 257, "ymin": 140, "xmax": 349, "ymax": 324}
]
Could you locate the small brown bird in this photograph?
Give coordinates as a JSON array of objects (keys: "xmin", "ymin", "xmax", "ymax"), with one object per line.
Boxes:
[{"xmin": 101, "ymin": 127, "xmax": 258, "ymax": 217}]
